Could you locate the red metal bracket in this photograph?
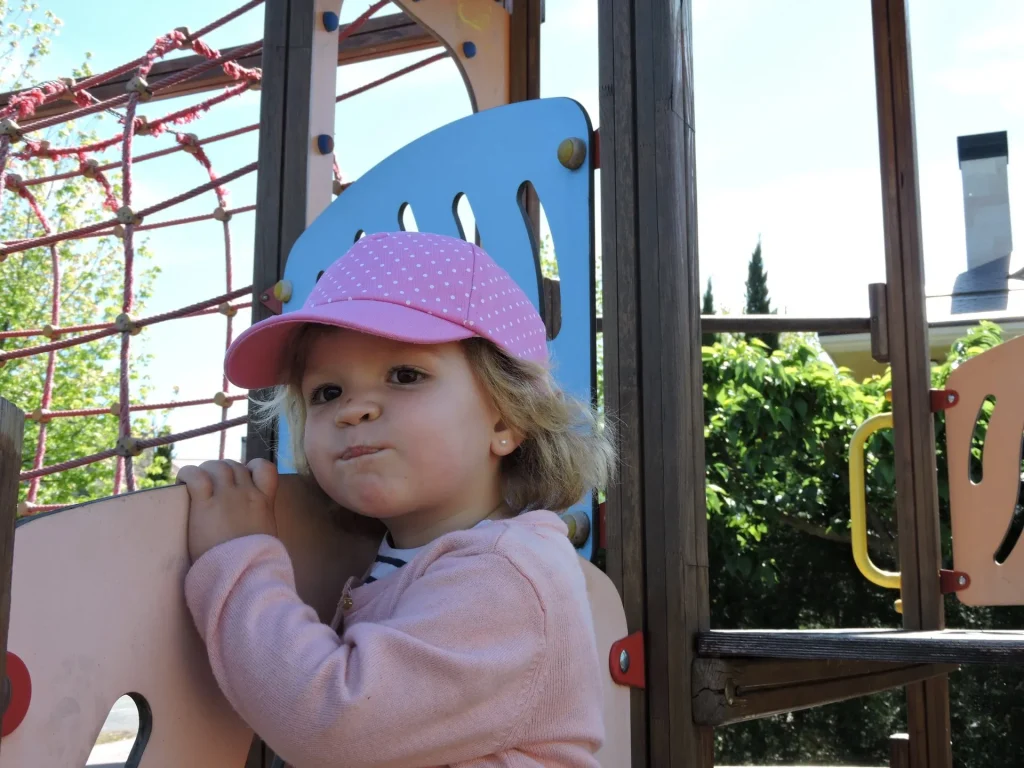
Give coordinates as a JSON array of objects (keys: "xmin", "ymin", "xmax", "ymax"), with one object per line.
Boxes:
[
  {"xmin": 930, "ymin": 389, "xmax": 959, "ymax": 411},
  {"xmin": 940, "ymin": 569, "xmax": 970, "ymax": 594},
  {"xmin": 1, "ymin": 651, "xmax": 31, "ymax": 737},
  {"xmin": 610, "ymin": 631, "xmax": 645, "ymax": 689},
  {"xmin": 259, "ymin": 284, "xmax": 283, "ymax": 315}
]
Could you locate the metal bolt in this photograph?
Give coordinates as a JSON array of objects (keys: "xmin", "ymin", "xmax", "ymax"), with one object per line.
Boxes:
[
  {"xmin": 958, "ymin": 574, "xmax": 967, "ymax": 586},
  {"xmin": 947, "ymin": 393, "xmax": 955, "ymax": 404},
  {"xmin": 557, "ymin": 137, "xmax": 587, "ymax": 170},
  {"xmin": 618, "ymin": 649, "xmax": 630, "ymax": 673}
]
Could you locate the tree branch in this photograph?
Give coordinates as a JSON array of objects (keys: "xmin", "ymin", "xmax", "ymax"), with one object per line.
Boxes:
[
  {"xmin": 777, "ymin": 514, "xmax": 895, "ymax": 566},
  {"xmin": 778, "ymin": 515, "xmax": 851, "ymax": 545}
]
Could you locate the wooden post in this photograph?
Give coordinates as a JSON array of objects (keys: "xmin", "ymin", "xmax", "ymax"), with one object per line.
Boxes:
[
  {"xmin": 890, "ymin": 733, "xmax": 911, "ymax": 768},
  {"xmin": 870, "ymin": 1, "xmax": 953, "ymax": 767},
  {"xmin": 509, "ymin": 0, "xmax": 542, "ymax": 250},
  {"xmin": 508, "ymin": 0, "xmax": 540, "ymax": 103},
  {"xmin": 245, "ymin": 2, "xmax": 327, "ymax": 764},
  {"xmin": 246, "ymin": 0, "xmax": 330, "ymax": 464},
  {"xmin": 598, "ymin": 0, "xmax": 712, "ymax": 765},
  {"xmin": 0, "ymin": 398, "xmax": 25, "ymax": 760}
]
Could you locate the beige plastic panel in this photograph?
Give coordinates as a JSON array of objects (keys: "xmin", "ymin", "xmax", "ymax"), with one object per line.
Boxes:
[
  {"xmin": 946, "ymin": 333, "xmax": 1024, "ymax": 606},
  {"xmin": 393, "ymin": 0, "xmax": 511, "ymax": 112},
  {"xmin": 3, "ymin": 476, "xmax": 381, "ymax": 767},
  {"xmin": 4, "ymin": 474, "xmax": 631, "ymax": 765},
  {"xmin": 580, "ymin": 559, "xmax": 632, "ymax": 767}
]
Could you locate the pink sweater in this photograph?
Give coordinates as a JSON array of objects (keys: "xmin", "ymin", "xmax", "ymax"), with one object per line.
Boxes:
[{"xmin": 184, "ymin": 510, "xmax": 605, "ymax": 768}]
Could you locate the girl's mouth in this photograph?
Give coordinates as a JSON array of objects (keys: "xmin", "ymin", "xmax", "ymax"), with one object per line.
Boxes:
[{"xmin": 340, "ymin": 446, "xmax": 383, "ymax": 461}]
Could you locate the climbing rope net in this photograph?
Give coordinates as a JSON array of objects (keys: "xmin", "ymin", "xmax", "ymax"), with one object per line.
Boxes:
[{"xmin": 0, "ymin": 0, "xmax": 445, "ymax": 515}]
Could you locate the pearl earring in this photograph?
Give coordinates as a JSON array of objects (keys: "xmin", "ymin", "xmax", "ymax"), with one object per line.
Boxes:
[{"xmin": 500, "ymin": 439, "xmax": 508, "ymax": 446}]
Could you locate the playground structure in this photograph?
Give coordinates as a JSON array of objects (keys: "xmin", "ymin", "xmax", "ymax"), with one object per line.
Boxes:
[{"xmin": 0, "ymin": 1, "xmax": 1021, "ymax": 767}]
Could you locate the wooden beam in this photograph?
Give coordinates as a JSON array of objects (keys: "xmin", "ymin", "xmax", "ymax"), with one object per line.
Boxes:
[
  {"xmin": 598, "ymin": 0, "xmax": 712, "ymax": 765},
  {"xmin": 0, "ymin": 14, "xmax": 437, "ymax": 124},
  {"xmin": 698, "ymin": 628, "xmax": 1024, "ymax": 665},
  {"xmin": 508, "ymin": 0, "xmax": 541, "ymax": 103},
  {"xmin": 0, "ymin": 398, "xmax": 24, "ymax": 761},
  {"xmin": 692, "ymin": 657, "xmax": 956, "ymax": 727},
  {"xmin": 870, "ymin": 1, "xmax": 953, "ymax": 766}
]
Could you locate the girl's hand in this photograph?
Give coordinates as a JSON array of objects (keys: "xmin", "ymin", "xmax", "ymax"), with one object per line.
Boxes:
[{"xmin": 177, "ymin": 458, "xmax": 279, "ymax": 563}]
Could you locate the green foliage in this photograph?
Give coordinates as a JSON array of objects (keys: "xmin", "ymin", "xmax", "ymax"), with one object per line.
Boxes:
[
  {"xmin": 705, "ymin": 322, "xmax": 1024, "ymax": 766},
  {"xmin": 743, "ymin": 239, "xmax": 779, "ymax": 351},
  {"xmin": 0, "ymin": 5, "xmax": 165, "ymax": 508}
]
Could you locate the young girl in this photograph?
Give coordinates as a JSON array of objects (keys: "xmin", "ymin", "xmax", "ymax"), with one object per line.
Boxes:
[{"xmin": 178, "ymin": 230, "xmax": 615, "ymax": 768}]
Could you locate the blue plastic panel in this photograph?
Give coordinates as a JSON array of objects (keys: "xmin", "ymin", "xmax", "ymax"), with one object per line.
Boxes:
[{"xmin": 277, "ymin": 97, "xmax": 597, "ymax": 557}]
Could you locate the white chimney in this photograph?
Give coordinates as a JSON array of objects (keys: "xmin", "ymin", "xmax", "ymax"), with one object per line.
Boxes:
[{"xmin": 958, "ymin": 131, "xmax": 1011, "ymax": 272}]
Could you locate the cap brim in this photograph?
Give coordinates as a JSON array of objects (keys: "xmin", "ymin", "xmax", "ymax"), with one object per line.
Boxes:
[{"xmin": 225, "ymin": 298, "xmax": 476, "ymax": 390}]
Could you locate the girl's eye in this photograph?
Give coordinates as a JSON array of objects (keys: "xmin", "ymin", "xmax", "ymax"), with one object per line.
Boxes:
[
  {"xmin": 390, "ymin": 367, "xmax": 425, "ymax": 385},
  {"xmin": 310, "ymin": 384, "xmax": 342, "ymax": 404}
]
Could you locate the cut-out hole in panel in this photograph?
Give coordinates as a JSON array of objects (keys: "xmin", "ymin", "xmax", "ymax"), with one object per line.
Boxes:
[
  {"xmin": 398, "ymin": 203, "xmax": 418, "ymax": 232},
  {"xmin": 452, "ymin": 192, "xmax": 481, "ymax": 246},
  {"xmin": 968, "ymin": 395, "xmax": 997, "ymax": 484},
  {"xmin": 85, "ymin": 693, "xmax": 151, "ymax": 768},
  {"xmin": 993, "ymin": 435, "xmax": 1024, "ymax": 565},
  {"xmin": 354, "ymin": 229, "xmax": 366, "ymax": 242},
  {"xmin": 517, "ymin": 181, "xmax": 561, "ymax": 340}
]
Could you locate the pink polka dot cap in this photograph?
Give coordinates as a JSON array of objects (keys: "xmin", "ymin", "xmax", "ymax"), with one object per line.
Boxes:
[{"xmin": 224, "ymin": 231, "xmax": 549, "ymax": 389}]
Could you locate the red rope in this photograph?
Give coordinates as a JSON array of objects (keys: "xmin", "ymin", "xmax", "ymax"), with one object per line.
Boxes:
[
  {"xmin": 19, "ymin": 126, "xmax": 258, "ymax": 189},
  {"xmin": 0, "ymin": 286, "xmax": 251, "ymax": 363},
  {"xmin": 189, "ymin": 0, "xmax": 265, "ymax": 42},
  {"xmin": 2, "ymin": 0, "xmax": 266, "ymax": 500},
  {"xmin": 0, "ymin": 0, "xmax": 264, "ymax": 126},
  {"xmin": 35, "ymin": 394, "xmax": 248, "ymax": 421},
  {"xmin": 7, "ymin": 206, "xmax": 257, "ymax": 245},
  {"xmin": 13, "ymin": 185, "xmax": 61, "ymax": 502},
  {"xmin": 113, "ymin": 88, "xmax": 142, "ymax": 493},
  {"xmin": 0, "ymin": 301, "xmax": 251, "ymax": 340},
  {"xmin": 336, "ymin": 53, "xmax": 447, "ymax": 104},
  {"xmin": 19, "ymin": 415, "xmax": 248, "ymax": 482},
  {"xmin": 0, "ymin": 162, "xmax": 256, "ymax": 258},
  {"xmin": 339, "ymin": 0, "xmax": 391, "ymax": 43},
  {"xmin": 22, "ymin": 41, "xmax": 262, "ymax": 135}
]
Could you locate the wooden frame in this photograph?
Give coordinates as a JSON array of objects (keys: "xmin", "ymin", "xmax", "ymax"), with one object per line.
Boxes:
[
  {"xmin": 0, "ymin": 14, "xmax": 437, "ymax": 123},
  {"xmin": 871, "ymin": 1, "xmax": 953, "ymax": 765},
  {"xmin": 598, "ymin": 1, "xmax": 712, "ymax": 765}
]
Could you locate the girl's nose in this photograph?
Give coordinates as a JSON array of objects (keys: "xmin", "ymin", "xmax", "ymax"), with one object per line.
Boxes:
[{"xmin": 334, "ymin": 397, "xmax": 381, "ymax": 426}]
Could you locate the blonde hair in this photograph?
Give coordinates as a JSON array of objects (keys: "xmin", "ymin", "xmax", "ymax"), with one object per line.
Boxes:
[{"xmin": 252, "ymin": 324, "xmax": 616, "ymax": 513}]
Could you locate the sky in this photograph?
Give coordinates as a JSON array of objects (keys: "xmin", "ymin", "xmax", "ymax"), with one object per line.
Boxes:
[{"xmin": 9, "ymin": 0, "xmax": 1024, "ymax": 466}]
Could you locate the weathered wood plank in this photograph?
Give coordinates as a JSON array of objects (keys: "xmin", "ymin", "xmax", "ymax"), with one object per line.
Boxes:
[
  {"xmin": 698, "ymin": 628, "xmax": 1024, "ymax": 665},
  {"xmin": 599, "ymin": 0, "xmax": 712, "ymax": 765},
  {"xmin": 1, "ymin": 14, "xmax": 436, "ymax": 124},
  {"xmin": 869, "ymin": 0, "xmax": 952, "ymax": 766},
  {"xmin": 597, "ymin": 0, "xmax": 646, "ymax": 761},
  {"xmin": 244, "ymin": 0, "xmax": 292, "ymax": 467},
  {"xmin": 247, "ymin": 5, "xmax": 320, "ymax": 761},
  {"xmin": 0, "ymin": 398, "xmax": 24, "ymax": 759},
  {"xmin": 693, "ymin": 657, "xmax": 956, "ymax": 727},
  {"xmin": 890, "ymin": 733, "xmax": 911, "ymax": 768}
]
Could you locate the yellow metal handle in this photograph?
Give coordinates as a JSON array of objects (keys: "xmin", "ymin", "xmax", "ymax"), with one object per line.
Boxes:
[{"xmin": 848, "ymin": 412, "xmax": 901, "ymax": 591}]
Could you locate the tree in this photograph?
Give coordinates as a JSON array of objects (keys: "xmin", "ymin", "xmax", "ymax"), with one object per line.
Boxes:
[
  {"xmin": 701, "ymin": 277, "xmax": 716, "ymax": 347},
  {"xmin": 743, "ymin": 239, "xmax": 779, "ymax": 352},
  {"xmin": 0, "ymin": 4, "xmax": 164, "ymax": 509},
  {"xmin": 704, "ymin": 323, "xmax": 1024, "ymax": 767}
]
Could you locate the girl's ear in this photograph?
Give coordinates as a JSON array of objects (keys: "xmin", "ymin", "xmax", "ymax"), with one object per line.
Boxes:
[{"xmin": 491, "ymin": 419, "xmax": 521, "ymax": 457}]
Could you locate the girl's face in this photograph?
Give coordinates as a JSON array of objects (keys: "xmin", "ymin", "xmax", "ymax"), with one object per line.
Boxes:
[{"xmin": 300, "ymin": 328, "xmax": 516, "ymax": 544}]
